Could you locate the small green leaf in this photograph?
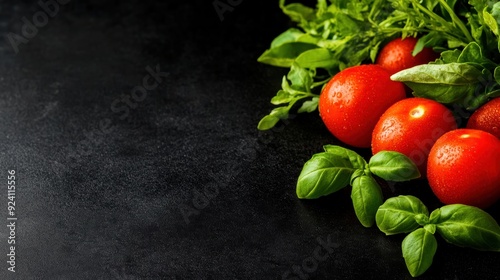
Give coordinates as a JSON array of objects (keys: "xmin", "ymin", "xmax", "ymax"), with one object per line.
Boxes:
[
  {"xmin": 483, "ymin": 8, "xmax": 499, "ymax": 36},
  {"xmin": 270, "ymin": 90, "xmax": 293, "ymax": 105},
  {"xmin": 257, "ymin": 42, "xmax": 319, "ymax": 68},
  {"xmin": 295, "ymin": 48, "xmax": 338, "ymax": 70},
  {"xmin": 287, "ymin": 63, "xmax": 313, "ymax": 92},
  {"xmin": 368, "ymin": 151, "xmax": 420, "ymax": 182},
  {"xmin": 433, "ymin": 204, "xmax": 500, "ymax": 251},
  {"xmin": 257, "ymin": 114, "xmax": 280, "ymax": 130},
  {"xmin": 351, "ymin": 175, "xmax": 384, "ymax": 228},
  {"xmin": 270, "ymin": 28, "xmax": 306, "ymax": 48},
  {"xmin": 457, "ymin": 42, "xmax": 483, "ymax": 63},
  {"xmin": 412, "ymin": 34, "xmax": 431, "ymax": 56},
  {"xmin": 402, "ymin": 228, "xmax": 438, "ymax": 277},
  {"xmin": 297, "ymin": 97, "xmax": 319, "ymax": 113},
  {"xmin": 376, "ymin": 195, "xmax": 429, "ymax": 235},
  {"xmin": 296, "ymin": 152, "xmax": 357, "ymax": 199},
  {"xmin": 424, "ymin": 224, "xmax": 436, "ymax": 234},
  {"xmin": 269, "ymin": 106, "xmax": 289, "ymax": 119},
  {"xmin": 323, "ymin": 145, "xmax": 367, "ymax": 170}
]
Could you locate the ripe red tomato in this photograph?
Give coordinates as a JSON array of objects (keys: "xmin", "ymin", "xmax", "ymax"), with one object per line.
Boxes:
[
  {"xmin": 466, "ymin": 97, "xmax": 500, "ymax": 139},
  {"xmin": 371, "ymin": 97, "xmax": 458, "ymax": 177},
  {"xmin": 427, "ymin": 129, "xmax": 500, "ymax": 209},
  {"xmin": 318, "ymin": 64, "xmax": 406, "ymax": 148},
  {"xmin": 375, "ymin": 37, "xmax": 439, "ymax": 76}
]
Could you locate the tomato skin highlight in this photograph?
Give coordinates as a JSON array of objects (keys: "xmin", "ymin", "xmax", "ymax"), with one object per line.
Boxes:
[
  {"xmin": 375, "ymin": 37, "xmax": 439, "ymax": 76},
  {"xmin": 371, "ymin": 97, "xmax": 458, "ymax": 177},
  {"xmin": 427, "ymin": 129, "xmax": 500, "ymax": 209},
  {"xmin": 318, "ymin": 64, "xmax": 406, "ymax": 148},
  {"xmin": 466, "ymin": 97, "xmax": 500, "ymax": 139}
]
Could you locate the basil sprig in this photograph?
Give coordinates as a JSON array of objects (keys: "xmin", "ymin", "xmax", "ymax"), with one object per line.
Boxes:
[
  {"xmin": 296, "ymin": 145, "xmax": 420, "ymax": 227},
  {"xmin": 376, "ymin": 195, "xmax": 500, "ymax": 277}
]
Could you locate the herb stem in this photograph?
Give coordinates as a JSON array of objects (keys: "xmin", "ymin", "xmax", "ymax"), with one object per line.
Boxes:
[
  {"xmin": 437, "ymin": 0, "xmax": 474, "ymax": 43},
  {"xmin": 410, "ymin": 0, "xmax": 454, "ymax": 32}
]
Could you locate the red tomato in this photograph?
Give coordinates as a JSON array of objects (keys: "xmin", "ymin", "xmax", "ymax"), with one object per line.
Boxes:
[
  {"xmin": 375, "ymin": 37, "xmax": 439, "ymax": 76},
  {"xmin": 466, "ymin": 97, "xmax": 500, "ymax": 139},
  {"xmin": 371, "ymin": 97, "xmax": 458, "ymax": 177},
  {"xmin": 318, "ymin": 64, "xmax": 406, "ymax": 148},
  {"xmin": 427, "ymin": 129, "xmax": 500, "ymax": 209}
]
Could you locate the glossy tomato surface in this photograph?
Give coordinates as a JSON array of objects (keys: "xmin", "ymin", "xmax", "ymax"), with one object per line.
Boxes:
[
  {"xmin": 427, "ymin": 129, "xmax": 500, "ymax": 209},
  {"xmin": 371, "ymin": 97, "xmax": 458, "ymax": 176},
  {"xmin": 375, "ymin": 37, "xmax": 439, "ymax": 76},
  {"xmin": 467, "ymin": 97, "xmax": 500, "ymax": 139},
  {"xmin": 319, "ymin": 64, "xmax": 406, "ymax": 148}
]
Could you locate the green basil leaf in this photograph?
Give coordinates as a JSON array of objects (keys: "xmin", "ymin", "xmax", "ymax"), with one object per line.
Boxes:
[
  {"xmin": 376, "ymin": 195, "xmax": 429, "ymax": 235},
  {"xmin": 297, "ymin": 97, "xmax": 319, "ymax": 113},
  {"xmin": 368, "ymin": 151, "xmax": 420, "ymax": 182},
  {"xmin": 391, "ymin": 63, "xmax": 483, "ymax": 104},
  {"xmin": 412, "ymin": 83, "xmax": 478, "ymax": 104},
  {"xmin": 323, "ymin": 145, "xmax": 367, "ymax": 170},
  {"xmin": 391, "ymin": 63, "xmax": 484, "ymax": 85},
  {"xmin": 402, "ymin": 228, "xmax": 438, "ymax": 277},
  {"xmin": 295, "ymin": 48, "xmax": 338, "ymax": 70},
  {"xmin": 351, "ymin": 175, "xmax": 384, "ymax": 228},
  {"xmin": 433, "ymin": 204, "xmax": 500, "ymax": 251},
  {"xmin": 296, "ymin": 152, "xmax": 357, "ymax": 199},
  {"xmin": 257, "ymin": 42, "xmax": 319, "ymax": 68}
]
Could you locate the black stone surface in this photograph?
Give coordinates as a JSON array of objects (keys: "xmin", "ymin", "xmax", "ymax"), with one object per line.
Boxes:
[{"xmin": 0, "ymin": 0, "xmax": 499, "ymax": 279}]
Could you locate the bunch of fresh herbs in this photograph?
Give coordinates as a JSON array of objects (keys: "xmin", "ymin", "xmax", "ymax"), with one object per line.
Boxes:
[{"xmin": 258, "ymin": 0, "xmax": 500, "ymax": 129}]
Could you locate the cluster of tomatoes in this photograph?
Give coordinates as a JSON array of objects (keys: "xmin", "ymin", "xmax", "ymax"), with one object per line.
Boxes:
[{"xmin": 318, "ymin": 37, "xmax": 500, "ymax": 209}]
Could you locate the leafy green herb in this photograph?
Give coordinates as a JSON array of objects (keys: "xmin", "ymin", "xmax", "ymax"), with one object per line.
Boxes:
[
  {"xmin": 431, "ymin": 204, "xmax": 500, "ymax": 251},
  {"xmin": 258, "ymin": 0, "xmax": 500, "ymax": 129},
  {"xmin": 376, "ymin": 195, "xmax": 429, "ymax": 235},
  {"xmin": 257, "ymin": 63, "xmax": 319, "ymax": 130},
  {"xmin": 257, "ymin": 0, "xmax": 427, "ymax": 130},
  {"xmin": 389, "ymin": 0, "xmax": 500, "ymax": 111},
  {"xmin": 351, "ymin": 175, "xmax": 384, "ymax": 227},
  {"xmin": 296, "ymin": 146, "xmax": 420, "ymax": 227},
  {"xmin": 296, "ymin": 151, "xmax": 358, "ymax": 199},
  {"xmin": 368, "ymin": 151, "xmax": 421, "ymax": 182},
  {"xmin": 376, "ymin": 195, "xmax": 500, "ymax": 277},
  {"xmin": 402, "ymin": 228, "xmax": 438, "ymax": 277}
]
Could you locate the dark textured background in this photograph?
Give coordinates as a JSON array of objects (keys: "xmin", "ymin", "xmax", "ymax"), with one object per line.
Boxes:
[{"xmin": 0, "ymin": 0, "xmax": 498, "ymax": 279}]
